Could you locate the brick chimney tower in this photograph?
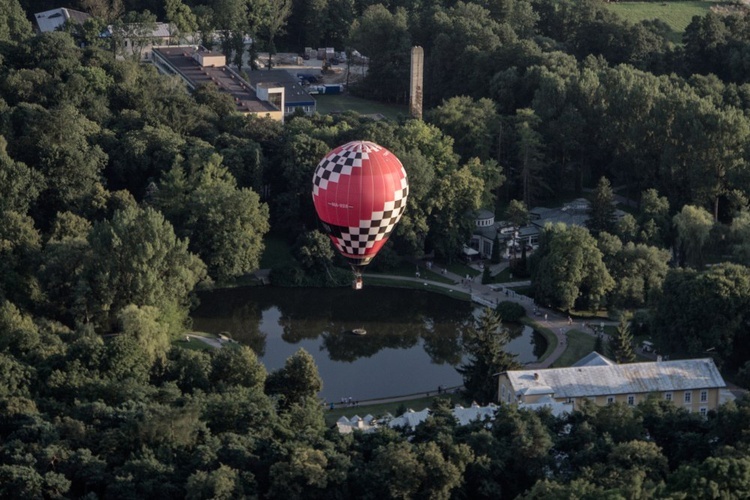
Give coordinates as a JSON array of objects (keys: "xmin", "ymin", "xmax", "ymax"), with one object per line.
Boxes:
[{"xmin": 409, "ymin": 46, "xmax": 424, "ymax": 120}]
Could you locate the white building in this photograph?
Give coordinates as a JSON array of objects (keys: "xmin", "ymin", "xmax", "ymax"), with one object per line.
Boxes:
[{"xmin": 35, "ymin": 8, "xmax": 90, "ymax": 33}]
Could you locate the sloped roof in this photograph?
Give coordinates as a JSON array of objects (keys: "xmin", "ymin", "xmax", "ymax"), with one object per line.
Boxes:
[
  {"xmin": 452, "ymin": 403, "xmax": 498, "ymax": 425},
  {"xmin": 519, "ymin": 396, "xmax": 573, "ymax": 417},
  {"xmin": 573, "ymin": 351, "xmax": 615, "ymax": 367},
  {"xmin": 35, "ymin": 8, "xmax": 90, "ymax": 32},
  {"xmin": 388, "ymin": 408, "xmax": 430, "ymax": 430},
  {"xmin": 506, "ymin": 358, "xmax": 726, "ymax": 399}
]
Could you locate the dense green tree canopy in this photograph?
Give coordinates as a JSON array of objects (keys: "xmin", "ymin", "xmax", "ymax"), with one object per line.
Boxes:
[
  {"xmin": 531, "ymin": 223, "xmax": 615, "ymax": 311},
  {"xmin": 76, "ymin": 206, "xmax": 206, "ymax": 330},
  {"xmin": 0, "ymin": 1, "xmax": 749, "ymax": 496}
]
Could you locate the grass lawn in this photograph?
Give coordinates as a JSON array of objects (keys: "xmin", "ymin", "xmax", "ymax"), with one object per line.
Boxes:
[
  {"xmin": 173, "ymin": 337, "xmax": 214, "ymax": 351},
  {"xmin": 315, "ymin": 94, "xmax": 408, "ymax": 121},
  {"xmin": 490, "ymin": 266, "xmax": 531, "ymax": 284},
  {"xmin": 523, "ymin": 319, "xmax": 559, "ymax": 363},
  {"xmin": 603, "ymin": 1, "xmax": 718, "ymax": 44},
  {"xmin": 552, "ymin": 329, "xmax": 596, "ymax": 367},
  {"xmin": 443, "ymin": 262, "xmax": 482, "ymax": 278},
  {"xmin": 370, "ymin": 259, "xmax": 455, "ymax": 284}
]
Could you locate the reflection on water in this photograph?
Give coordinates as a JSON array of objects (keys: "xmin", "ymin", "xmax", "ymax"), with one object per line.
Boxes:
[{"xmin": 192, "ymin": 286, "xmax": 546, "ymax": 401}]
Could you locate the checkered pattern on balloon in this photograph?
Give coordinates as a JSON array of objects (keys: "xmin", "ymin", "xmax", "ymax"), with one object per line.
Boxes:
[{"xmin": 312, "ymin": 141, "xmax": 409, "ymax": 270}]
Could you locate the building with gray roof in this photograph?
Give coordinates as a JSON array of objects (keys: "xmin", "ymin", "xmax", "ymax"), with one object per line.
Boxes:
[
  {"xmin": 152, "ymin": 46, "xmax": 285, "ymax": 122},
  {"xmin": 245, "ymin": 69, "xmax": 316, "ymax": 116},
  {"xmin": 499, "ymin": 355, "xmax": 732, "ymax": 415},
  {"xmin": 35, "ymin": 7, "xmax": 90, "ymax": 33}
]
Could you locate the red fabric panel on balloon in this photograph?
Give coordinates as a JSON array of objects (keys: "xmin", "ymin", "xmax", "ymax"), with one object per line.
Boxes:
[{"xmin": 312, "ymin": 141, "xmax": 409, "ymax": 261}]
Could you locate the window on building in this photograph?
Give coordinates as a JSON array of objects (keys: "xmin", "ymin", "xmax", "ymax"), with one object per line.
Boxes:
[
  {"xmin": 699, "ymin": 407, "xmax": 708, "ymax": 416},
  {"xmin": 700, "ymin": 390, "xmax": 708, "ymax": 402},
  {"xmin": 684, "ymin": 391, "xmax": 692, "ymax": 403},
  {"xmin": 607, "ymin": 396, "xmax": 615, "ymax": 405},
  {"xmin": 627, "ymin": 395, "xmax": 635, "ymax": 406},
  {"xmin": 665, "ymin": 392, "xmax": 673, "ymax": 402}
]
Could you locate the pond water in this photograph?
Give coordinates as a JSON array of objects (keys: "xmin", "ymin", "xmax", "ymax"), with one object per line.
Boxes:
[{"xmin": 192, "ymin": 286, "xmax": 547, "ymax": 402}]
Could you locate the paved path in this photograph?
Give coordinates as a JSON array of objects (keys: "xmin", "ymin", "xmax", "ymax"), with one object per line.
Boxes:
[
  {"xmin": 328, "ymin": 385, "xmax": 465, "ymax": 410},
  {"xmin": 366, "ymin": 260, "xmax": 616, "ymax": 369}
]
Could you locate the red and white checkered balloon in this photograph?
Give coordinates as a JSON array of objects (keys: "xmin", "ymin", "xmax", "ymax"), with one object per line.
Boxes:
[{"xmin": 312, "ymin": 141, "xmax": 409, "ymax": 267}]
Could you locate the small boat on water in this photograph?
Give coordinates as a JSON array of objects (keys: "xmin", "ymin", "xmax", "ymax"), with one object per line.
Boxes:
[{"xmin": 350, "ymin": 328, "xmax": 367, "ymax": 336}]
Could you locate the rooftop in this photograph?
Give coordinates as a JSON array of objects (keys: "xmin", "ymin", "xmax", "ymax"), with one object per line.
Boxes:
[
  {"xmin": 572, "ymin": 351, "xmax": 616, "ymax": 367},
  {"xmin": 152, "ymin": 46, "xmax": 278, "ymax": 115},
  {"xmin": 245, "ymin": 69, "xmax": 316, "ymax": 106},
  {"xmin": 506, "ymin": 358, "xmax": 727, "ymax": 399},
  {"xmin": 35, "ymin": 8, "xmax": 90, "ymax": 32}
]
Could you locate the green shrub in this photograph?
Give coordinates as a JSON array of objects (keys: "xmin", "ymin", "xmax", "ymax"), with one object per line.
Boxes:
[{"xmin": 495, "ymin": 301, "xmax": 526, "ymax": 322}]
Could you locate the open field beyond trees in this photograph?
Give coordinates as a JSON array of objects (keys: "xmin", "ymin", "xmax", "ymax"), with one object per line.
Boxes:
[
  {"xmin": 314, "ymin": 94, "xmax": 407, "ymax": 120},
  {"xmin": 604, "ymin": 1, "xmax": 721, "ymax": 43}
]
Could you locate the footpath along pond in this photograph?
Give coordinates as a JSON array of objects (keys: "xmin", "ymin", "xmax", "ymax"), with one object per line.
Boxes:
[{"xmin": 192, "ymin": 286, "xmax": 547, "ymax": 402}]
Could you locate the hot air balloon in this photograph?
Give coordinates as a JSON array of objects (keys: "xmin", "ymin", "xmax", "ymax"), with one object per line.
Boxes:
[{"xmin": 312, "ymin": 141, "xmax": 409, "ymax": 289}]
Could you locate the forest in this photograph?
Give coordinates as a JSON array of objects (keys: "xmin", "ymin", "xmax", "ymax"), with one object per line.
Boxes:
[{"xmin": 1, "ymin": 0, "xmax": 750, "ymax": 497}]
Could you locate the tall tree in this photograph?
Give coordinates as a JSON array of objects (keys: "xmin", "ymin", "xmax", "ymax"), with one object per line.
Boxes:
[
  {"xmin": 588, "ymin": 176, "xmax": 617, "ymax": 235},
  {"xmin": 265, "ymin": 348, "xmax": 323, "ymax": 409},
  {"xmin": 673, "ymin": 204, "xmax": 713, "ymax": 268},
  {"xmin": 531, "ymin": 223, "xmax": 615, "ymax": 311},
  {"xmin": 515, "ymin": 108, "xmax": 547, "ymax": 207},
  {"xmin": 165, "ymin": 0, "xmax": 198, "ymax": 45},
  {"xmin": 80, "ymin": 0, "xmax": 124, "ymax": 23},
  {"xmin": 155, "ymin": 156, "xmax": 270, "ymax": 282},
  {"xmin": 0, "ymin": 211, "xmax": 41, "ymax": 308},
  {"xmin": 0, "ymin": 0, "xmax": 31, "ymax": 43},
  {"xmin": 608, "ymin": 314, "xmax": 636, "ymax": 363},
  {"xmin": 0, "ymin": 137, "xmax": 44, "ymax": 215},
  {"xmin": 459, "ymin": 307, "xmax": 520, "ymax": 404},
  {"xmin": 347, "ymin": 4, "xmax": 411, "ymax": 103},
  {"xmin": 651, "ymin": 263, "xmax": 750, "ymax": 370},
  {"xmin": 427, "ymin": 166, "xmax": 484, "ymax": 262},
  {"xmin": 638, "ymin": 188, "xmax": 671, "ymax": 246},
  {"xmin": 506, "ymin": 199, "xmax": 529, "ymax": 263},
  {"xmin": 110, "ymin": 11, "xmax": 159, "ymax": 60},
  {"xmin": 260, "ymin": 0, "xmax": 292, "ymax": 69},
  {"xmin": 427, "ymin": 96, "xmax": 501, "ymax": 162}
]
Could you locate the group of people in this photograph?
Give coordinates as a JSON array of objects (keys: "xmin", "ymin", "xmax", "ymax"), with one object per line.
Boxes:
[{"xmin": 340, "ymin": 396, "xmax": 358, "ymax": 407}]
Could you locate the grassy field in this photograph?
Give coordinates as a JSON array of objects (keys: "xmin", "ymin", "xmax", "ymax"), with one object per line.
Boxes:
[
  {"xmin": 523, "ymin": 319, "xmax": 559, "ymax": 363},
  {"xmin": 551, "ymin": 329, "xmax": 597, "ymax": 367},
  {"xmin": 315, "ymin": 94, "xmax": 407, "ymax": 120},
  {"xmin": 603, "ymin": 1, "xmax": 717, "ymax": 44},
  {"xmin": 173, "ymin": 337, "xmax": 214, "ymax": 351}
]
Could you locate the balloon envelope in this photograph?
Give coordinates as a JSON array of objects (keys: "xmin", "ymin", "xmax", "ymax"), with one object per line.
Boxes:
[{"xmin": 312, "ymin": 141, "xmax": 409, "ymax": 267}]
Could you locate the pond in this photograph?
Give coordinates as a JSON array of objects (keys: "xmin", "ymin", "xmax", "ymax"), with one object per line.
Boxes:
[{"xmin": 192, "ymin": 286, "xmax": 547, "ymax": 402}]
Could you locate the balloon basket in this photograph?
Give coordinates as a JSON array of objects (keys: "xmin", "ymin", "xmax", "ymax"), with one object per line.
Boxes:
[{"xmin": 352, "ymin": 276, "xmax": 363, "ymax": 290}]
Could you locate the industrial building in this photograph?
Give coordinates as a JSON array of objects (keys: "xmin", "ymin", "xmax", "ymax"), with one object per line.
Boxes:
[{"xmin": 151, "ymin": 46, "xmax": 284, "ymax": 122}]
